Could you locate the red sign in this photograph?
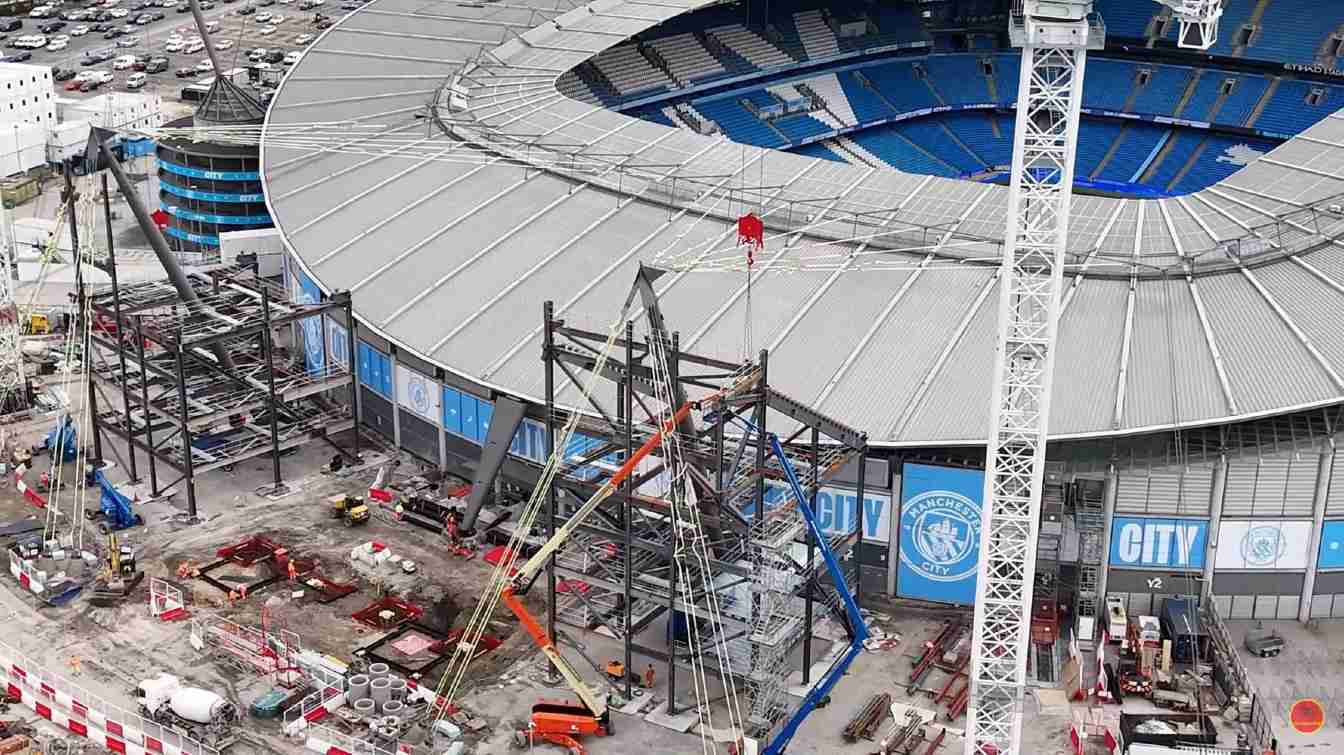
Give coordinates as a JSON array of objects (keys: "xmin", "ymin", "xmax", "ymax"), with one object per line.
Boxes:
[
  {"xmin": 1291, "ymin": 698, "xmax": 1325, "ymax": 734},
  {"xmin": 150, "ymin": 209, "xmax": 170, "ymax": 229}
]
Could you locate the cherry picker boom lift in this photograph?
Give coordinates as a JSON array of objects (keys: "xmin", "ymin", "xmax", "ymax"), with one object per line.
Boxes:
[
  {"xmin": 758, "ymin": 429, "xmax": 870, "ymax": 755},
  {"xmin": 499, "ymin": 399, "xmax": 703, "ymax": 754}
]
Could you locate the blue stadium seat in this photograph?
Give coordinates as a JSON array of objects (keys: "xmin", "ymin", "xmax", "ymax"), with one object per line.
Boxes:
[
  {"xmin": 1092, "ymin": 0, "xmax": 1155, "ymax": 40},
  {"xmin": 1217, "ymin": 75, "xmax": 1270, "ymax": 126},
  {"xmin": 1173, "ymin": 134, "xmax": 1278, "ymax": 193},
  {"xmin": 693, "ymin": 97, "xmax": 789, "ymax": 148},
  {"xmin": 1129, "ymin": 65, "xmax": 1195, "ymax": 115},
  {"xmin": 923, "ymin": 55, "xmax": 990, "ymax": 103},
  {"xmin": 838, "ymin": 70, "xmax": 896, "ymax": 122},
  {"xmin": 1082, "ymin": 59, "xmax": 1137, "ymax": 111},
  {"xmin": 1244, "ymin": 1, "xmax": 1327, "ymax": 65},
  {"xmin": 792, "ymin": 141, "xmax": 845, "ymax": 162},
  {"xmin": 849, "ymin": 127, "xmax": 959, "ymax": 177},
  {"xmin": 1254, "ymin": 80, "xmax": 1338, "ymax": 134},
  {"xmin": 1096, "ymin": 124, "xmax": 1170, "ymax": 183}
]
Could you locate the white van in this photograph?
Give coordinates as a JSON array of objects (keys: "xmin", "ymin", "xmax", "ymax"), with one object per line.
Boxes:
[
  {"xmin": 184, "ymin": 39, "xmax": 204, "ymax": 53},
  {"xmin": 125, "ymin": 72, "xmax": 147, "ymax": 89},
  {"xmin": 112, "ymin": 54, "xmax": 136, "ymax": 70},
  {"xmin": 204, "ymin": 20, "xmax": 219, "ymax": 32}
]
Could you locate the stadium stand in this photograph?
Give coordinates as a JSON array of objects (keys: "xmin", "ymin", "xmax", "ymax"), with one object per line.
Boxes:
[
  {"xmin": 708, "ymin": 25, "xmax": 796, "ymax": 71},
  {"xmin": 562, "ymin": 0, "xmax": 1344, "ymax": 197},
  {"xmin": 589, "ymin": 44, "xmax": 673, "ymax": 97},
  {"xmin": 649, "ymin": 33, "xmax": 727, "ymax": 86},
  {"xmin": 793, "ymin": 10, "xmax": 840, "ymax": 60}
]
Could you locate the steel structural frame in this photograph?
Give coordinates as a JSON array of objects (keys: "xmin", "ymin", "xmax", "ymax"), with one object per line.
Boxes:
[
  {"xmin": 84, "ymin": 262, "xmax": 360, "ymax": 518},
  {"xmin": 967, "ymin": 4, "xmax": 1101, "ymax": 754},
  {"xmin": 538, "ymin": 294, "xmax": 868, "ymax": 739}
]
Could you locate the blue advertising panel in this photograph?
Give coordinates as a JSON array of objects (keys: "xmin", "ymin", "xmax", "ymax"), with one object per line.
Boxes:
[
  {"xmin": 1108, "ymin": 516, "xmax": 1208, "ymax": 570},
  {"xmin": 750, "ymin": 482, "xmax": 893, "ymax": 542},
  {"xmin": 460, "ymin": 395, "xmax": 477, "ymax": 441},
  {"xmin": 476, "ymin": 401, "xmax": 492, "ymax": 443},
  {"xmin": 442, "ymin": 386, "xmax": 463, "ymax": 436},
  {"xmin": 325, "ymin": 318, "xmax": 350, "ymax": 370},
  {"xmin": 357, "ymin": 343, "xmax": 392, "ymax": 398},
  {"xmin": 1319, "ymin": 521, "xmax": 1344, "ymax": 570},
  {"xmin": 293, "ymin": 270, "xmax": 324, "ymax": 375},
  {"xmin": 897, "ymin": 463, "xmax": 984, "ymax": 605}
]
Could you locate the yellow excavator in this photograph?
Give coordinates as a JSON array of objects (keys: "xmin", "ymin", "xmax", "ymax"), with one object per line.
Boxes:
[{"xmin": 328, "ymin": 494, "xmax": 370, "ymax": 527}]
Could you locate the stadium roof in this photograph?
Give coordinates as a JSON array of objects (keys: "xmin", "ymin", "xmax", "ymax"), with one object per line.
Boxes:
[{"xmin": 262, "ymin": 0, "xmax": 1344, "ymax": 446}]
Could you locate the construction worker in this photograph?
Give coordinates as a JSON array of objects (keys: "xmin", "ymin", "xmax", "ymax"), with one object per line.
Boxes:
[
  {"xmin": 643, "ymin": 664, "xmax": 655, "ymax": 689},
  {"xmin": 68, "ymin": 656, "xmax": 81, "ymax": 676}
]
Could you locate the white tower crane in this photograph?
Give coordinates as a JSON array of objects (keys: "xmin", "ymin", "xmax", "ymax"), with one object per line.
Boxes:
[
  {"xmin": 965, "ymin": 2, "xmax": 1101, "ymax": 753},
  {"xmin": 0, "ymin": 207, "xmax": 23, "ymax": 412},
  {"xmin": 966, "ymin": 1, "xmax": 1220, "ymax": 753}
]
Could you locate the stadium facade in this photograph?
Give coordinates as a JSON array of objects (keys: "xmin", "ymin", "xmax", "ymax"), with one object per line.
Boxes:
[{"xmin": 262, "ymin": 0, "xmax": 1344, "ymax": 624}]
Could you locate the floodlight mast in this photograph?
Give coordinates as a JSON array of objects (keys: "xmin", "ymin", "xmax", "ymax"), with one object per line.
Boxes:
[
  {"xmin": 965, "ymin": 2, "xmax": 1101, "ymax": 754},
  {"xmin": 1155, "ymin": 0, "xmax": 1224, "ymax": 50}
]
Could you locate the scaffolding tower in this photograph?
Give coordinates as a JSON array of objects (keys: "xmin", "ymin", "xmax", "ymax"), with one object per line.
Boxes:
[
  {"xmin": 84, "ymin": 262, "xmax": 360, "ymax": 517},
  {"xmin": 536, "ymin": 270, "xmax": 869, "ymax": 747}
]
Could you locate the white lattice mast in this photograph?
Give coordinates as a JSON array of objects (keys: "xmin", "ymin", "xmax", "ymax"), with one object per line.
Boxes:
[
  {"xmin": 0, "ymin": 203, "xmax": 23, "ymax": 412},
  {"xmin": 965, "ymin": 3, "xmax": 1100, "ymax": 754},
  {"xmin": 1156, "ymin": 0, "xmax": 1223, "ymax": 50}
]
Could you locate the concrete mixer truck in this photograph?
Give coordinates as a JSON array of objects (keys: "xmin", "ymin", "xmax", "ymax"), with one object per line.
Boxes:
[{"xmin": 136, "ymin": 674, "xmax": 239, "ymax": 746}]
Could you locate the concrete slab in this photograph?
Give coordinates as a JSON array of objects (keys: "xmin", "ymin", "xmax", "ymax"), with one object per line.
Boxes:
[{"xmin": 645, "ymin": 705, "xmax": 704, "ymax": 732}]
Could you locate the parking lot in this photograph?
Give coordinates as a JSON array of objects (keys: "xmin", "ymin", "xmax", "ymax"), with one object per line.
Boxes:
[{"xmin": 3, "ymin": 0, "xmax": 351, "ymax": 102}]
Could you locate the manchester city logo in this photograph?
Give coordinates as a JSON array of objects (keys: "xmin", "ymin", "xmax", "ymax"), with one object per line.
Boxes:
[
  {"xmin": 409, "ymin": 379, "xmax": 429, "ymax": 414},
  {"xmin": 1241, "ymin": 525, "xmax": 1286, "ymax": 567},
  {"xmin": 900, "ymin": 490, "xmax": 981, "ymax": 583},
  {"xmin": 303, "ymin": 319, "xmax": 322, "ymax": 361}
]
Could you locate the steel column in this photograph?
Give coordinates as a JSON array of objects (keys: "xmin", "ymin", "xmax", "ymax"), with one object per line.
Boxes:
[
  {"xmin": 543, "ymin": 300, "xmax": 558, "ymax": 677},
  {"xmin": 174, "ymin": 340, "xmax": 197, "ymax": 519},
  {"xmin": 260, "ymin": 286, "xmax": 283, "ymax": 493},
  {"xmin": 103, "ymin": 173, "xmax": 136, "ymax": 482},
  {"xmin": 135, "ymin": 316, "xmax": 157, "ymax": 496},
  {"xmin": 623, "ymin": 318, "xmax": 635, "ymax": 702}
]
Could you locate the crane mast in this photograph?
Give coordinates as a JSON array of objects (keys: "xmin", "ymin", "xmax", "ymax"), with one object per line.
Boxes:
[
  {"xmin": 0, "ymin": 206, "xmax": 22, "ymax": 412},
  {"xmin": 965, "ymin": 2, "xmax": 1100, "ymax": 754}
]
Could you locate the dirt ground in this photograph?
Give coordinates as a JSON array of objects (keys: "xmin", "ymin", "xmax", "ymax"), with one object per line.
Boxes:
[{"xmin": 0, "ymin": 404, "xmax": 1083, "ymax": 755}]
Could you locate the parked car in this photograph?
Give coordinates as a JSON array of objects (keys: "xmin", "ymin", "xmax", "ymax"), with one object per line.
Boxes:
[
  {"xmin": 282, "ymin": 49, "xmax": 300, "ymax": 65},
  {"xmin": 245, "ymin": 45, "xmax": 264, "ymax": 59},
  {"xmin": 173, "ymin": 65, "xmax": 193, "ymax": 77},
  {"xmin": 174, "ymin": 1, "xmax": 188, "ymax": 11},
  {"xmin": 108, "ymin": 7, "xmax": 127, "ymax": 16},
  {"xmin": 78, "ymin": 79, "xmax": 100, "ymax": 91},
  {"xmin": 52, "ymin": 67, "xmax": 76, "ymax": 80},
  {"xmin": 198, "ymin": 0, "xmax": 213, "ymax": 7},
  {"xmin": 267, "ymin": 12, "xmax": 282, "ymax": 22},
  {"xmin": 253, "ymin": 11, "xmax": 268, "ymax": 20},
  {"xmin": 213, "ymin": 38, "xmax": 232, "ymax": 49},
  {"xmin": 148, "ymin": 10, "xmax": 163, "ymax": 19},
  {"xmin": 93, "ymin": 68, "xmax": 113, "ymax": 82},
  {"xmin": 294, "ymin": 32, "xmax": 312, "ymax": 44},
  {"xmin": 163, "ymin": 39, "xmax": 181, "ymax": 51},
  {"xmin": 261, "ymin": 48, "xmax": 281, "ymax": 62},
  {"xmin": 235, "ymin": 5, "xmax": 253, "ymax": 14},
  {"xmin": 69, "ymin": 23, "xmax": 89, "ymax": 34},
  {"xmin": 112, "ymin": 52, "xmax": 134, "ymax": 68},
  {"xmin": 102, "ymin": 28, "xmax": 120, "ymax": 37},
  {"xmin": 37, "ymin": 20, "xmax": 64, "ymax": 31},
  {"xmin": 125, "ymin": 71, "xmax": 146, "ymax": 88},
  {"xmin": 182, "ymin": 38, "xmax": 201, "ymax": 52},
  {"xmin": 1, "ymin": 51, "xmax": 31, "ymax": 61},
  {"xmin": 143, "ymin": 55, "xmax": 167, "ymax": 72},
  {"xmin": 256, "ymin": 24, "xmax": 273, "ymax": 34},
  {"xmin": 193, "ymin": 57, "xmax": 211, "ymax": 72},
  {"xmin": 64, "ymin": 77, "xmax": 84, "ymax": 90},
  {"xmin": 0, "ymin": 19, "xmax": 21, "ymax": 32},
  {"xmin": 46, "ymin": 37, "xmax": 66, "ymax": 49}
]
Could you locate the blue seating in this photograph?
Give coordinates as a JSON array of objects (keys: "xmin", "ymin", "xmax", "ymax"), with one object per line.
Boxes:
[
  {"xmin": 1129, "ymin": 65, "xmax": 1194, "ymax": 115},
  {"xmin": 1244, "ymin": 1, "xmax": 1326, "ymax": 65},
  {"xmin": 943, "ymin": 112, "xmax": 1010, "ymax": 167},
  {"xmin": 892, "ymin": 119, "xmax": 985, "ymax": 173},
  {"xmin": 1092, "ymin": 0, "xmax": 1155, "ymax": 40},
  {"xmin": 1179, "ymin": 72, "xmax": 1224, "ymax": 121},
  {"xmin": 849, "ymin": 127, "xmax": 958, "ymax": 177},
  {"xmin": 693, "ymin": 97, "xmax": 789, "ymax": 148},
  {"xmin": 1083, "ymin": 59, "xmax": 1137, "ymax": 111},
  {"xmin": 1096, "ymin": 124, "xmax": 1170, "ymax": 183},
  {"xmin": 923, "ymin": 55, "xmax": 989, "ymax": 104},
  {"xmin": 1217, "ymin": 75, "xmax": 1270, "ymax": 126},
  {"xmin": 1141, "ymin": 132, "xmax": 1192, "ymax": 191},
  {"xmin": 838, "ymin": 70, "xmax": 896, "ymax": 122},
  {"xmin": 1075, "ymin": 121, "xmax": 1125, "ymax": 178},
  {"xmin": 773, "ymin": 113, "xmax": 832, "ymax": 142},
  {"xmin": 1254, "ymin": 80, "xmax": 1338, "ymax": 134},
  {"xmin": 792, "ymin": 141, "xmax": 845, "ymax": 162},
  {"xmin": 1172, "ymin": 134, "xmax": 1278, "ymax": 193}
]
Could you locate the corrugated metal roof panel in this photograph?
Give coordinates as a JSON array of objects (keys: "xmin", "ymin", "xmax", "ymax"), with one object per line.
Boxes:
[
  {"xmin": 1123, "ymin": 278, "xmax": 1224, "ymax": 428},
  {"xmin": 821, "ymin": 269, "xmax": 989, "ymax": 440},
  {"xmin": 1253, "ymin": 261, "xmax": 1344, "ymax": 378},
  {"xmin": 1196, "ymin": 272, "xmax": 1336, "ymax": 412},
  {"xmin": 897, "ymin": 278, "xmax": 997, "ymax": 442},
  {"xmin": 1050, "ymin": 278, "xmax": 1127, "ymax": 434}
]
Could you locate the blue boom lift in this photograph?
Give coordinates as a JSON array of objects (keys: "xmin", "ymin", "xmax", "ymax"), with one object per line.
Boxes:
[
  {"xmin": 94, "ymin": 469, "xmax": 142, "ymax": 530},
  {"xmin": 752, "ymin": 427, "xmax": 870, "ymax": 755}
]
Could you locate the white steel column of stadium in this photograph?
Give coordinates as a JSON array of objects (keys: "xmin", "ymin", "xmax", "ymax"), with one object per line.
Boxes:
[{"xmin": 965, "ymin": 3, "xmax": 1101, "ymax": 754}]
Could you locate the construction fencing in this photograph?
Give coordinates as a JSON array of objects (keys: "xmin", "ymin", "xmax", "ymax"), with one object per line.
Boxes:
[
  {"xmin": 0, "ymin": 638, "xmax": 220, "ymax": 755},
  {"xmin": 1200, "ymin": 592, "xmax": 1277, "ymax": 754}
]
